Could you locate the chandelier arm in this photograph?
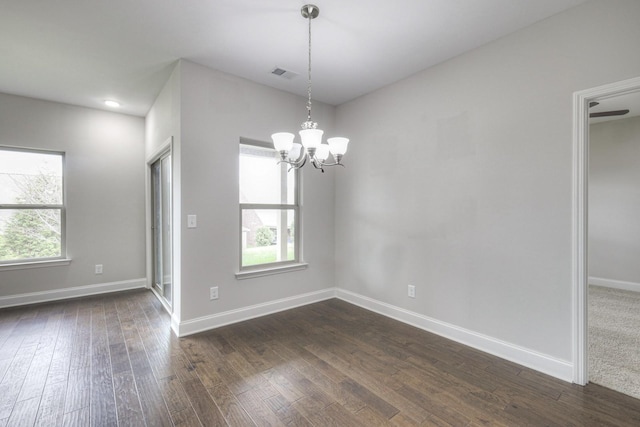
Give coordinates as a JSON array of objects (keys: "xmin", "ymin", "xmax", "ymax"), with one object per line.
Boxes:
[
  {"xmin": 295, "ymin": 153, "xmax": 308, "ymax": 170},
  {"xmin": 277, "ymin": 151, "xmax": 309, "ymax": 170},
  {"xmin": 277, "ymin": 159, "xmax": 301, "ymax": 170},
  {"xmin": 310, "ymin": 158, "xmax": 324, "ymax": 173},
  {"xmin": 314, "ymin": 159, "xmax": 345, "ymax": 169}
]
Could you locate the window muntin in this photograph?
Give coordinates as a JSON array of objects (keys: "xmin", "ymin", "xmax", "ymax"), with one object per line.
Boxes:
[
  {"xmin": 0, "ymin": 147, "xmax": 65, "ymax": 263},
  {"xmin": 239, "ymin": 141, "xmax": 299, "ymax": 270}
]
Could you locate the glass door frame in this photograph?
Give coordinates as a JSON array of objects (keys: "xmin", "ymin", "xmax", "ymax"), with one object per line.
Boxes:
[{"xmin": 148, "ymin": 143, "xmax": 173, "ymax": 312}]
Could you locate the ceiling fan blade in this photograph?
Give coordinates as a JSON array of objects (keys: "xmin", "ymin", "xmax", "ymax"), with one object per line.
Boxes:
[{"xmin": 589, "ymin": 109, "xmax": 630, "ymax": 118}]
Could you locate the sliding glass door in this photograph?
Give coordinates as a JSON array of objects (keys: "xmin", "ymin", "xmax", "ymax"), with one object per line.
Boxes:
[{"xmin": 151, "ymin": 153, "xmax": 172, "ymax": 306}]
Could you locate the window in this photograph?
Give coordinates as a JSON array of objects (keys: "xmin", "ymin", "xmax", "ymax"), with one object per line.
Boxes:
[
  {"xmin": 0, "ymin": 147, "xmax": 65, "ymax": 264},
  {"xmin": 239, "ymin": 139, "xmax": 299, "ymax": 270}
]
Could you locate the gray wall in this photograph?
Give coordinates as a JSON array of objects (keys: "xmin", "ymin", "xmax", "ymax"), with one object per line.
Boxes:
[
  {"xmin": 334, "ymin": 0, "xmax": 640, "ymax": 362},
  {"xmin": 147, "ymin": 60, "xmax": 337, "ymax": 324},
  {"xmin": 589, "ymin": 115, "xmax": 640, "ymax": 284},
  {"xmin": 0, "ymin": 93, "xmax": 146, "ymax": 295}
]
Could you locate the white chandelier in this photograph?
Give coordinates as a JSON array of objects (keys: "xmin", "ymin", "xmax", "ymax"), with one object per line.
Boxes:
[{"xmin": 271, "ymin": 4, "xmax": 349, "ymax": 172}]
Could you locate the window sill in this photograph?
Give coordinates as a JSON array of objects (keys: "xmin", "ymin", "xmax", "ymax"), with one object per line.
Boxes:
[
  {"xmin": 0, "ymin": 258, "xmax": 72, "ymax": 272},
  {"xmin": 235, "ymin": 262, "xmax": 308, "ymax": 280}
]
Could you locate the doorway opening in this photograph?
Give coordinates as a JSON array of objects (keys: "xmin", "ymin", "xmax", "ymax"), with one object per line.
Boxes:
[{"xmin": 572, "ymin": 76, "xmax": 640, "ymax": 386}]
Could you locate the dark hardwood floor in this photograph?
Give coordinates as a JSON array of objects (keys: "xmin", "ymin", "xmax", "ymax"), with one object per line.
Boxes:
[{"xmin": 0, "ymin": 290, "xmax": 639, "ymax": 426}]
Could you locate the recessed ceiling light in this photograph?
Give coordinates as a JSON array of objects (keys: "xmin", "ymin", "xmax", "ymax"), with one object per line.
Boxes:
[{"xmin": 104, "ymin": 100, "xmax": 120, "ymax": 108}]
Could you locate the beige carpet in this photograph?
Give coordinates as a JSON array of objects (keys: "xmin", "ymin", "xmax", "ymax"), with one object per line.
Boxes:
[{"xmin": 589, "ymin": 285, "xmax": 640, "ymax": 399}]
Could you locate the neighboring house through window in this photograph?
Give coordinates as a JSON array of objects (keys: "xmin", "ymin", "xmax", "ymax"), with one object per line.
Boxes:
[
  {"xmin": 0, "ymin": 147, "xmax": 65, "ymax": 264},
  {"xmin": 239, "ymin": 139, "xmax": 299, "ymax": 270}
]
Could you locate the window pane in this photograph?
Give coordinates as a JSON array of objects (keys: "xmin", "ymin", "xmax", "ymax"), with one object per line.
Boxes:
[
  {"xmin": 0, "ymin": 150, "xmax": 63, "ymax": 205},
  {"xmin": 241, "ymin": 209, "xmax": 295, "ymax": 267},
  {"xmin": 0, "ymin": 209, "xmax": 62, "ymax": 261},
  {"xmin": 239, "ymin": 145, "xmax": 295, "ymax": 204}
]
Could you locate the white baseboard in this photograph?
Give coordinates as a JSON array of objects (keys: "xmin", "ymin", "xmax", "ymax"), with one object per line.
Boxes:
[
  {"xmin": 172, "ymin": 286, "xmax": 574, "ymax": 381},
  {"xmin": 336, "ymin": 289, "xmax": 574, "ymax": 382},
  {"xmin": 589, "ymin": 276, "xmax": 640, "ymax": 293},
  {"xmin": 0, "ymin": 277, "xmax": 576, "ymax": 382},
  {"xmin": 171, "ymin": 314, "xmax": 181, "ymax": 336},
  {"xmin": 174, "ymin": 288, "xmax": 337, "ymax": 337},
  {"xmin": 0, "ymin": 278, "xmax": 147, "ymax": 309}
]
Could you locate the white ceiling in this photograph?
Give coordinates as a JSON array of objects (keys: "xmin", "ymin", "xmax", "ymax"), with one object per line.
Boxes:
[{"xmin": 0, "ymin": 0, "xmax": 589, "ymax": 117}]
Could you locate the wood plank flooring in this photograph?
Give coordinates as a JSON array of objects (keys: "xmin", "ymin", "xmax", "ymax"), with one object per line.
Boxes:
[{"xmin": 0, "ymin": 290, "xmax": 639, "ymax": 426}]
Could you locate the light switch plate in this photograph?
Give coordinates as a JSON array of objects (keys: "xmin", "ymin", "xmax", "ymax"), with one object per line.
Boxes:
[{"xmin": 187, "ymin": 214, "xmax": 197, "ymax": 228}]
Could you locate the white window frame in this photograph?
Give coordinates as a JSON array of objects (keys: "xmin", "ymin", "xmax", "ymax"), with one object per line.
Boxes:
[
  {"xmin": 0, "ymin": 146, "xmax": 68, "ymax": 269},
  {"xmin": 237, "ymin": 138, "xmax": 306, "ymax": 278}
]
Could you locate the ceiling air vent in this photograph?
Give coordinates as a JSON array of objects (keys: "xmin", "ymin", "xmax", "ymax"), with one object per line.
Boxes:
[{"xmin": 271, "ymin": 67, "xmax": 298, "ymax": 80}]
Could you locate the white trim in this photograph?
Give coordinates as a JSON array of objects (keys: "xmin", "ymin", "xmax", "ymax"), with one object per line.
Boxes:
[
  {"xmin": 589, "ymin": 277, "xmax": 640, "ymax": 293},
  {"xmin": 572, "ymin": 76, "xmax": 640, "ymax": 385},
  {"xmin": 0, "ymin": 278, "xmax": 147, "ymax": 309},
  {"xmin": 174, "ymin": 288, "xmax": 336, "ymax": 337},
  {"xmin": 146, "ymin": 137, "xmax": 174, "ymax": 312},
  {"xmin": 0, "ymin": 258, "xmax": 72, "ymax": 271},
  {"xmin": 235, "ymin": 262, "xmax": 308, "ymax": 280},
  {"xmin": 171, "ymin": 313, "xmax": 181, "ymax": 337},
  {"xmin": 173, "ymin": 285, "xmax": 575, "ymax": 380},
  {"xmin": 146, "ymin": 136, "xmax": 174, "ymax": 165},
  {"xmin": 572, "ymin": 86, "xmax": 589, "ymax": 386},
  {"xmin": 337, "ymin": 289, "xmax": 574, "ymax": 382}
]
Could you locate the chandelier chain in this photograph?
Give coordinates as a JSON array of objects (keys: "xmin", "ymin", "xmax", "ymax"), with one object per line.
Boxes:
[{"xmin": 306, "ymin": 9, "xmax": 312, "ymax": 122}]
